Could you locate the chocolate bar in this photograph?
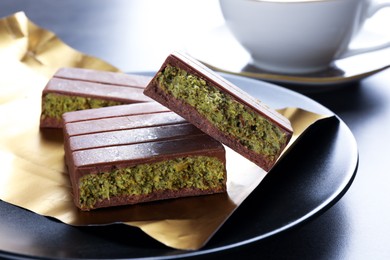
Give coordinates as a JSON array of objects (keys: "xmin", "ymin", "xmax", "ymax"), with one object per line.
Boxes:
[
  {"xmin": 63, "ymin": 102, "xmax": 227, "ymax": 211},
  {"xmin": 40, "ymin": 68, "xmax": 153, "ymax": 128},
  {"xmin": 144, "ymin": 52, "xmax": 293, "ymax": 171}
]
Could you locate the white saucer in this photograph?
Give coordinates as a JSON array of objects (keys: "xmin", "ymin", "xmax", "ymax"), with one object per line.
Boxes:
[{"xmin": 184, "ymin": 25, "xmax": 390, "ymax": 92}]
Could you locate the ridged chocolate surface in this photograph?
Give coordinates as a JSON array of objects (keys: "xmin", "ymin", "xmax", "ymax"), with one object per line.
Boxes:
[
  {"xmin": 62, "ymin": 101, "xmax": 169, "ymax": 123},
  {"xmin": 55, "ymin": 67, "xmax": 151, "ymax": 88},
  {"xmin": 143, "ymin": 52, "xmax": 293, "ymax": 171},
  {"xmin": 45, "ymin": 78, "xmax": 151, "ymax": 103},
  {"xmin": 69, "ymin": 122, "xmax": 203, "ymax": 151},
  {"xmin": 63, "ymin": 102, "xmax": 226, "ymax": 210},
  {"xmin": 65, "ymin": 110, "xmax": 186, "ymax": 137}
]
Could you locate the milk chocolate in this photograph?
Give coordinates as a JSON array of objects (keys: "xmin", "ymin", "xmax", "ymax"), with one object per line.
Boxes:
[
  {"xmin": 40, "ymin": 68, "xmax": 153, "ymax": 128},
  {"xmin": 144, "ymin": 52, "xmax": 293, "ymax": 171},
  {"xmin": 63, "ymin": 102, "xmax": 227, "ymax": 211}
]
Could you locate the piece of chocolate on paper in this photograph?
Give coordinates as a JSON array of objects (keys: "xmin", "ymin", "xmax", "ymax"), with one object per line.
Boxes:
[
  {"xmin": 63, "ymin": 102, "xmax": 227, "ymax": 211},
  {"xmin": 40, "ymin": 68, "xmax": 153, "ymax": 128}
]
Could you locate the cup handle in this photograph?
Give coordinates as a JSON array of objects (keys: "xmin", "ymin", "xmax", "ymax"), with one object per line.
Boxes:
[
  {"xmin": 339, "ymin": 1, "xmax": 390, "ymax": 59},
  {"xmin": 367, "ymin": 0, "xmax": 390, "ymax": 17}
]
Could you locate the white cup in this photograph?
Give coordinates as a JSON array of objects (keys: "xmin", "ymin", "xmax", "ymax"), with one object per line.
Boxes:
[{"xmin": 219, "ymin": 0, "xmax": 390, "ymax": 74}]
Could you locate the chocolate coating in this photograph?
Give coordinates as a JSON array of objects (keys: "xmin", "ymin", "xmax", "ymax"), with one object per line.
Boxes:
[{"xmin": 55, "ymin": 67, "xmax": 151, "ymax": 88}]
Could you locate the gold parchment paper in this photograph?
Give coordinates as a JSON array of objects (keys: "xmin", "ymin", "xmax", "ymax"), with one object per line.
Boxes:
[{"xmin": 0, "ymin": 12, "xmax": 332, "ymax": 250}]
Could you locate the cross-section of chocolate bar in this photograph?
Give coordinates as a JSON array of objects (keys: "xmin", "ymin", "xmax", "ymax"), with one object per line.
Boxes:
[
  {"xmin": 40, "ymin": 68, "xmax": 153, "ymax": 128},
  {"xmin": 144, "ymin": 52, "xmax": 293, "ymax": 171},
  {"xmin": 63, "ymin": 102, "xmax": 227, "ymax": 211}
]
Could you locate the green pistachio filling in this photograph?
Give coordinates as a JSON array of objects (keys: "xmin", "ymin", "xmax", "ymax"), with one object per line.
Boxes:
[
  {"xmin": 156, "ymin": 65, "xmax": 288, "ymax": 160},
  {"xmin": 41, "ymin": 93, "xmax": 123, "ymax": 121},
  {"xmin": 79, "ymin": 156, "xmax": 225, "ymax": 209}
]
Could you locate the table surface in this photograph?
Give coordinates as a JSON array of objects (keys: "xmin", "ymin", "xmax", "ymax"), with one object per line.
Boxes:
[{"xmin": 1, "ymin": 0, "xmax": 390, "ymax": 259}]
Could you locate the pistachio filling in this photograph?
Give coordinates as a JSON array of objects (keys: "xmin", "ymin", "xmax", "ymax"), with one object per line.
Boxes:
[
  {"xmin": 79, "ymin": 156, "xmax": 225, "ymax": 209},
  {"xmin": 41, "ymin": 93, "xmax": 123, "ymax": 121},
  {"xmin": 156, "ymin": 65, "xmax": 288, "ymax": 159}
]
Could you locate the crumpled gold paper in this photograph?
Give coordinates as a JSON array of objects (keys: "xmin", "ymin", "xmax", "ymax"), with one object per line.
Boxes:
[{"xmin": 0, "ymin": 12, "xmax": 333, "ymax": 250}]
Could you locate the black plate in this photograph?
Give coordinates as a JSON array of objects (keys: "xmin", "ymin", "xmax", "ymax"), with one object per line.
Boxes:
[{"xmin": 0, "ymin": 74, "xmax": 358, "ymax": 259}]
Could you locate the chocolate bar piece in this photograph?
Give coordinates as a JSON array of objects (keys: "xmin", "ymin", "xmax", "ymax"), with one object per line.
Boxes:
[
  {"xmin": 144, "ymin": 52, "xmax": 293, "ymax": 171},
  {"xmin": 63, "ymin": 102, "xmax": 227, "ymax": 211},
  {"xmin": 40, "ymin": 68, "xmax": 153, "ymax": 128}
]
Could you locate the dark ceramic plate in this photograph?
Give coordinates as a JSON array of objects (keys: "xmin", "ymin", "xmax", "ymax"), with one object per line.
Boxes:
[{"xmin": 0, "ymin": 73, "xmax": 358, "ymax": 260}]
